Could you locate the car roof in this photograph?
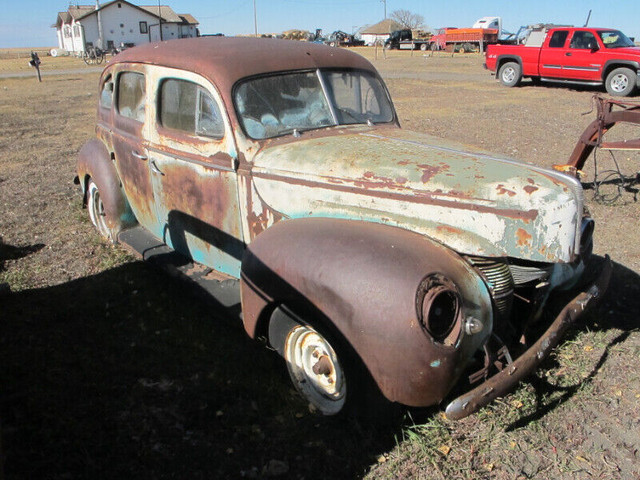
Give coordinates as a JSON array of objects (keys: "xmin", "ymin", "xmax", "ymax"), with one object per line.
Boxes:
[{"xmin": 108, "ymin": 36, "xmax": 377, "ymax": 94}]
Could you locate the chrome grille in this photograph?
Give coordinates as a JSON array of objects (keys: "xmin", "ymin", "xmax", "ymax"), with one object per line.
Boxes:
[
  {"xmin": 509, "ymin": 264, "xmax": 552, "ymax": 285},
  {"xmin": 466, "ymin": 256, "xmax": 514, "ymax": 317}
]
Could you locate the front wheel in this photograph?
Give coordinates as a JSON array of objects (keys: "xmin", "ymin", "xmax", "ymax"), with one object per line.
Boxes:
[
  {"xmin": 284, "ymin": 324, "xmax": 347, "ymax": 415},
  {"xmin": 498, "ymin": 61, "xmax": 522, "ymax": 87},
  {"xmin": 605, "ymin": 67, "xmax": 637, "ymax": 97}
]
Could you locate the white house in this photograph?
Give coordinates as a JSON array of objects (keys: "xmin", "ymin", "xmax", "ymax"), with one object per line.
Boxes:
[
  {"xmin": 360, "ymin": 19, "xmax": 402, "ymax": 46},
  {"xmin": 54, "ymin": 1, "xmax": 199, "ymax": 54}
]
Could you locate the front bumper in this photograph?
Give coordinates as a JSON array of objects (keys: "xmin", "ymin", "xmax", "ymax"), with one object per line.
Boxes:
[{"xmin": 445, "ymin": 255, "xmax": 612, "ymax": 420}]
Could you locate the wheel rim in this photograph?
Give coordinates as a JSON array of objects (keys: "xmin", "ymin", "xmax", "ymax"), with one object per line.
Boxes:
[
  {"xmin": 610, "ymin": 74, "xmax": 629, "ymax": 93},
  {"xmin": 284, "ymin": 325, "xmax": 346, "ymax": 415},
  {"xmin": 502, "ymin": 67, "xmax": 516, "ymax": 83},
  {"xmin": 88, "ymin": 182, "xmax": 109, "ymax": 237}
]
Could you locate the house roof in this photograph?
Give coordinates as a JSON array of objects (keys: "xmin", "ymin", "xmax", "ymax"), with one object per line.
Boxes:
[
  {"xmin": 57, "ymin": 1, "xmax": 198, "ymax": 25},
  {"xmin": 361, "ymin": 19, "xmax": 402, "ymax": 35}
]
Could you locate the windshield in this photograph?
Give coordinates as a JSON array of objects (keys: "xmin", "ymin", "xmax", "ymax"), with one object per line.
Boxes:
[
  {"xmin": 235, "ymin": 69, "xmax": 394, "ymax": 139},
  {"xmin": 598, "ymin": 30, "xmax": 636, "ymax": 48}
]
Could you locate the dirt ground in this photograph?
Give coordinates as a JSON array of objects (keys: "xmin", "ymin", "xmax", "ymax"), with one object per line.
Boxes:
[{"xmin": 1, "ymin": 48, "xmax": 639, "ymax": 479}]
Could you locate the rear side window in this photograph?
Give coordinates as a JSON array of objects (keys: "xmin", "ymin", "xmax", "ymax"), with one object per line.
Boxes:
[
  {"xmin": 549, "ymin": 31, "xmax": 569, "ymax": 48},
  {"xmin": 117, "ymin": 72, "xmax": 145, "ymax": 122},
  {"xmin": 159, "ymin": 79, "xmax": 224, "ymax": 138},
  {"xmin": 100, "ymin": 74, "xmax": 113, "ymax": 109}
]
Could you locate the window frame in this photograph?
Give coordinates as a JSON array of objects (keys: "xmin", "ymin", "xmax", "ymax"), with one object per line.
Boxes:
[{"xmin": 139, "ymin": 21, "xmax": 148, "ymax": 34}]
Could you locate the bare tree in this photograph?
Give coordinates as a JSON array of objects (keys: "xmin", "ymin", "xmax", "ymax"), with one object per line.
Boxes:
[{"xmin": 390, "ymin": 9, "xmax": 425, "ymax": 30}]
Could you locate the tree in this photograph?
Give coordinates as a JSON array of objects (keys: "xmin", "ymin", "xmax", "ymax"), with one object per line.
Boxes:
[{"xmin": 390, "ymin": 9, "xmax": 425, "ymax": 30}]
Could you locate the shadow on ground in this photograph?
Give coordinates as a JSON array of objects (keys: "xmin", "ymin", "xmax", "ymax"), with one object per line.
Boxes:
[{"xmin": 0, "ymin": 261, "xmax": 400, "ymax": 479}]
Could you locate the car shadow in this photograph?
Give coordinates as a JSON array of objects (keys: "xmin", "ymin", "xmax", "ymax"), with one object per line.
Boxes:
[
  {"xmin": 0, "ymin": 261, "xmax": 401, "ymax": 479},
  {"xmin": 504, "ymin": 257, "xmax": 640, "ymax": 431}
]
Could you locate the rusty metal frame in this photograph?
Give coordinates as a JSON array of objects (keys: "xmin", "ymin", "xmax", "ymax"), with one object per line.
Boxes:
[
  {"xmin": 445, "ymin": 255, "xmax": 611, "ymax": 420},
  {"xmin": 564, "ymin": 95, "xmax": 640, "ymax": 172}
]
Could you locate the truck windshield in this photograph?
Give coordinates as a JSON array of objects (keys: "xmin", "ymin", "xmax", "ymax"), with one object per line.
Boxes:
[
  {"xmin": 234, "ymin": 69, "xmax": 394, "ymax": 139},
  {"xmin": 598, "ymin": 30, "xmax": 636, "ymax": 48}
]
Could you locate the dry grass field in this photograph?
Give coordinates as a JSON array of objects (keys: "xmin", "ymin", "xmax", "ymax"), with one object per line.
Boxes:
[{"xmin": 1, "ymin": 47, "xmax": 639, "ymax": 479}]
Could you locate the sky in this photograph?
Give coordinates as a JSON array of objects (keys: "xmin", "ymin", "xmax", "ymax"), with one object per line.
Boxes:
[{"xmin": 1, "ymin": 0, "xmax": 639, "ymax": 48}]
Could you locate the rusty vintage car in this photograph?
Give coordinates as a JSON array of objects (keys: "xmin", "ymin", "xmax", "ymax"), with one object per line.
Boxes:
[{"xmin": 76, "ymin": 37, "xmax": 610, "ymax": 419}]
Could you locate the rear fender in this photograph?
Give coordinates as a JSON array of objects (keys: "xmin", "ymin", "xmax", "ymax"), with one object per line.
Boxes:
[
  {"xmin": 240, "ymin": 217, "xmax": 493, "ymax": 407},
  {"xmin": 76, "ymin": 139, "xmax": 136, "ymax": 238}
]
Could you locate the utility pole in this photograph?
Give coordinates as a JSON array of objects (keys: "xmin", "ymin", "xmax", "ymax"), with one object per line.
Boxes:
[
  {"xmin": 381, "ymin": 0, "xmax": 386, "ymax": 19},
  {"xmin": 253, "ymin": 0, "xmax": 258, "ymax": 37}
]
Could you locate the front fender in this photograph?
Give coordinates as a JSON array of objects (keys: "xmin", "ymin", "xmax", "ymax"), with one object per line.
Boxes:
[{"xmin": 240, "ymin": 217, "xmax": 493, "ymax": 407}]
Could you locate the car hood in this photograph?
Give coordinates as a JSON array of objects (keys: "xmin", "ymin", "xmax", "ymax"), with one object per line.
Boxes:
[{"xmin": 250, "ymin": 127, "xmax": 584, "ymax": 263}]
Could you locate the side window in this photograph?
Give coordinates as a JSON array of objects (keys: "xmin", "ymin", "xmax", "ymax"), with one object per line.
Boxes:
[
  {"xmin": 117, "ymin": 72, "xmax": 145, "ymax": 122},
  {"xmin": 570, "ymin": 31, "xmax": 597, "ymax": 49},
  {"xmin": 159, "ymin": 78, "xmax": 224, "ymax": 138},
  {"xmin": 549, "ymin": 30, "xmax": 569, "ymax": 48},
  {"xmin": 100, "ymin": 74, "xmax": 113, "ymax": 109}
]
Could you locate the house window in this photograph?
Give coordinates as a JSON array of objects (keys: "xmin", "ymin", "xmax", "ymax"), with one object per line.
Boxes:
[
  {"xmin": 117, "ymin": 72, "xmax": 145, "ymax": 122},
  {"xmin": 159, "ymin": 79, "xmax": 224, "ymax": 138},
  {"xmin": 73, "ymin": 25, "xmax": 80, "ymax": 37},
  {"xmin": 64, "ymin": 26, "xmax": 71, "ymax": 38},
  {"xmin": 139, "ymin": 21, "xmax": 148, "ymax": 34}
]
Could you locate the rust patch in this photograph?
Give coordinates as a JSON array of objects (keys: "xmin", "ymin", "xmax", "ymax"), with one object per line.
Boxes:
[
  {"xmin": 516, "ymin": 228, "xmax": 532, "ymax": 247},
  {"xmin": 396, "ymin": 177, "xmax": 408, "ymax": 184},
  {"xmin": 418, "ymin": 163, "xmax": 449, "ymax": 183},
  {"xmin": 436, "ymin": 225, "xmax": 463, "ymax": 235},
  {"xmin": 523, "ymin": 185, "xmax": 539, "ymax": 195},
  {"xmin": 496, "ymin": 184, "xmax": 516, "ymax": 197}
]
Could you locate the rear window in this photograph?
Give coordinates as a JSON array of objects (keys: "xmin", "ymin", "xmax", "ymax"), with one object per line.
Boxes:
[{"xmin": 549, "ymin": 31, "xmax": 569, "ymax": 48}]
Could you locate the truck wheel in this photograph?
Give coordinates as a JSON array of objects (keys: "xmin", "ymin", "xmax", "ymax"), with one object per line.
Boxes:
[
  {"xmin": 420, "ymin": 43, "xmax": 428, "ymax": 51},
  {"xmin": 605, "ymin": 67, "xmax": 637, "ymax": 96},
  {"xmin": 498, "ymin": 62, "xmax": 522, "ymax": 87}
]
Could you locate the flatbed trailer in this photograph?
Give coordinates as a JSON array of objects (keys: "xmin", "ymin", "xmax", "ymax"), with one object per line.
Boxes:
[{"xmin": 431, "ymin": 28, "xmax": 498, "ymax": 52}]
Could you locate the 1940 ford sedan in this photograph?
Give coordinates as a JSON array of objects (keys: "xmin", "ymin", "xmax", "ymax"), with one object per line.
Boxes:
[{"xmin": 76, "ymin": 37, "xmax": 610, "ymax": 419}]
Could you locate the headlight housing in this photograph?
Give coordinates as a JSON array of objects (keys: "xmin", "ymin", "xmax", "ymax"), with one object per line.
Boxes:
[{"xmin": 415, "ymin": 273, "xmax": 463, "ymax": 346}]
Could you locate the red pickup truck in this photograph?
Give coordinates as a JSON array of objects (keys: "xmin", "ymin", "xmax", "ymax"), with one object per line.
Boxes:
[{"xmin": 486, "ymin": 27, "xmax": 640, "ymax": 96}]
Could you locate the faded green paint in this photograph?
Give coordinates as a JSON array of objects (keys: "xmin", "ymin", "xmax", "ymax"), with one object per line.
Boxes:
[{"xmin": 252, "ymin": 126, "xmax": 583, "ymax": 263}]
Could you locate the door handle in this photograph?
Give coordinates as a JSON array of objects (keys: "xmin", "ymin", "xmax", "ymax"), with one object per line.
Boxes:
[
  {"xmin": 150, "ymin": 159, "xmax": 165, "ymax": 176},
  {"xmin": 132, "ymin": 150, "xmax": 147, "ymax": 160},
  {"xmin": 565, "ymin": 52, "xmax": 572, "ymax": 56}
]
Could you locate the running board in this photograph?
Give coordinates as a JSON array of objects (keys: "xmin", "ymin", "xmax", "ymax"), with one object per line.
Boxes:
[
  {"xmin": 118, "ymin": 226, "xmax": 242, "ymax": 323},
  {"xmin": 539, "ymin": 77, "xmax": 602, "ymax": 86}
]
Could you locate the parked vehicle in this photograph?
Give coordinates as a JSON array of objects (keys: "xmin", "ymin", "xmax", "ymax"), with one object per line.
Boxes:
[
  {"xmin": 486, "ymin": 27, "xmax": 640, "ymax": 96},
  {"xmin": 430, "ymin": 17, "xmax": 501, "ymax": 52},
  {"xmin": 384, "ymin": 29, "xmax": 433, "ymax": 51},
  {"xmin": 325, "ymin": 30, "xmax": 365, "ymax": 47},
  {"xmin": 76, "ymin": 37, "xmax": 609, "ymax": 419}
]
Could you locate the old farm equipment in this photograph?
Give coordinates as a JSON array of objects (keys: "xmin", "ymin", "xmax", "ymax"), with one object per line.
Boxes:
[{"xmin": 556, "ymin": 95, "xmax": 640, "ymax": 204}]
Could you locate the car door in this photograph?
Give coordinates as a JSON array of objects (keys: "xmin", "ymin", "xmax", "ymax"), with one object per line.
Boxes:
[
  {"xmin": 538, "ymin": 30, "xmax": 570, "ymax": 78},
  {"xmin": 561, "ymin": 30, "xmax": 603, "ymax": 81},
  {"xmin": 145, "ymin": 68, "xmax": 245, "ymax": 278},
  {"xmin": 110, "ymin": 66, "xmax": 158, "ymax": 233}
]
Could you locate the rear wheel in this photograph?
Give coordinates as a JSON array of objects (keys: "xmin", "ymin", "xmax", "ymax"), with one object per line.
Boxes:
[
  {"xmin": 86, "ymin": 179, "xmax": 110, "ymax": 238},
  {"xmin": 605, "ymin": 67, "xmax": 637, "ymax": 97},
  {"xmin": 498, "ymin": 61, "xmax": 522, "ymax": 87}
]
